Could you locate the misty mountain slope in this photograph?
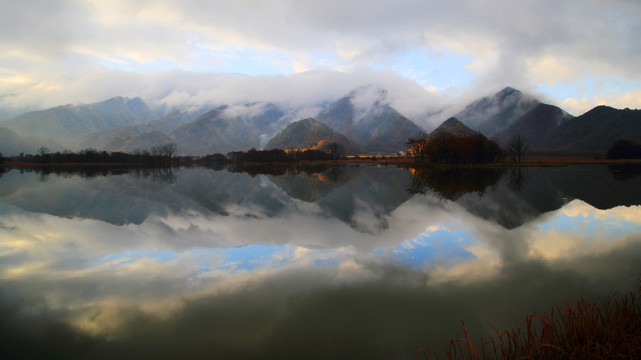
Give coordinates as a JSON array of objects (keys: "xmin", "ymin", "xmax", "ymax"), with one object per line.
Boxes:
[
  {"xmin": 0, "ymin": 127, "xmax": 64, "ymax": 156},
  {"xmin": 455, "ymin": 87, "xmax": 540, "ymax": 136},
  {"xmin": 535, "ymin": 106, "xmax": 641, "ymax": 155},
  {"xmin": 4, "ymin": 97, "xmax": 154, "ymax": 144},
  {"xmin": 358, "ymin": 105, "xmax": 425, "ymax": 153},
  {"xmin": 104, "ymin": 131, "xmax": 176, "ymax": 153},
  {"xmin": 317, "ymin": 96, "xmax": 355, "ymax": 134},
  {"xmin": 317, "ymin": 88, "xmax": 424, "ymax": 153},
  {"xmin": 264, "ymin": 117, "xmax": 364, "ymax": 154},
  {"xmin": 77, "ymin": 109, "xmax": 204, "ymax": 150},
  {"xmin": 0, "ymin": 103, "xmax": 34, "ymax": 122},
  {"xmin": 492, "ymin": 103, "xmax": 574, "ymax": 149},
  {"xmin": 171, "ymin": 103, "xmax": 286, "ymax": 155}
]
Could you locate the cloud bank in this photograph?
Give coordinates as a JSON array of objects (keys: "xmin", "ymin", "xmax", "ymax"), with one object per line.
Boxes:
[{"xmin": 1, "ymin": 0, "xmax": 640, "ymax": 119}]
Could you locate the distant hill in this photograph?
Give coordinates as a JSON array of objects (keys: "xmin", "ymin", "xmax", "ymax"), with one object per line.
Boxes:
[
  {"xmin": 0, "ymin": 104, "xmax": 33, "ymax": 122},
  {"xmin": 171, "ymin": 103, "xmax": 286, "ymax": 155},
  {"xmin": 492, "ymin": 103, "xmax": 574, "ymax": 149},
  {"xmin": 265, "ymin": 117, "xmax": 364, "ymax": 154},
  {"xmin": 0, "ymin": 127, "xmax": 64, "ymax": 156},
  {"xmin": 77, "ymin": 108, "xmax": 205, "ymax": 150},
  {"xmin": 430, "ymin": 117, "xmax": 479, "ymax": 138},
  {"xmin": 455, "ymin": 87, "xmax": 540, "ymax": 136},
  {"xmin": 104, "ymin": 131, "xmax": 176, "ymax": 153},
  {"xmin": 534, "ymin": 106, "xmax": 641, "ymax": 156},
  {"xmin": 317, "ymin": 87, "xmax": 425, "ymax": 153},
  {"xmin": 490, "ymin": 104, "xmax": 641, "ymax": 156},
  {"xmin": 4, "ymin": 97, "xmax": 154, "ymax": 144}
]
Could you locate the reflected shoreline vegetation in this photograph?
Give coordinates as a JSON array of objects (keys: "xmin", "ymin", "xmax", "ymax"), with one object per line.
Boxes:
[{"xmin": 1, "ymin": 164, "xmax": 640, "ymax": 358}]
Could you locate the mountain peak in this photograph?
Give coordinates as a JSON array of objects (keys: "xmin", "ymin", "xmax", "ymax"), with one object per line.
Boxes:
[
  {"xmin": 496, "ymin": 86, "xmax": 521, "ymax": 98},
  {"xmin": 347, "ymin": 84, "xmax": 388, "ymax": 100},
  {"xmin": 454, "ymin": 86, "xmax": 540, "ymax": 136},
  {"xmin": 346, "ymin": 85, "xmax": 389, "ymax": 112},
  {"xmin": 432, "ymin": 117, "xmax": 479, "ymax": 137},
  {"xmin": 440, "ymin": 117, "xmax": 464, "ymax": 127}
]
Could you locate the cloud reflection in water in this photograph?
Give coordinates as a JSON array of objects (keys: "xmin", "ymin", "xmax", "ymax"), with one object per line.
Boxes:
[{"xmin": 0, "ymin": 165, "xmax": 640, "ymax": 359}]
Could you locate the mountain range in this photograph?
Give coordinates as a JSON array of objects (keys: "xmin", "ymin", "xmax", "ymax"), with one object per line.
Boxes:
[
  {"xmin": 3, "ymin": 97, "xmax": 154, "ymax": 142},
  {"xmin": 1, "ymin": 86, "xmax": 640, "ymax": 157},
  {"xmin": 453, "ymin": 88, "xmax": 641, "ymax": 156}
]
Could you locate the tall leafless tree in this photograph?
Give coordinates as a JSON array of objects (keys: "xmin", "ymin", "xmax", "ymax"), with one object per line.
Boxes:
[{"xmin": 508, "ymin": 135, "xmax": 527, "ymax": 163}]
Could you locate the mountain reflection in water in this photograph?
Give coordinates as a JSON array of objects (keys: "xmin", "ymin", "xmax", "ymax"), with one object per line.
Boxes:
[{"xmin": 0, "ymin": 164, "xmax": 640, "ymax": 359}]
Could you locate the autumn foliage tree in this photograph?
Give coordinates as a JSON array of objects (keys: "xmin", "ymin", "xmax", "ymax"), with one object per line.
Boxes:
[{"xmin": 405, "ymin": 131, "xmax": 429, "ymax": 161}]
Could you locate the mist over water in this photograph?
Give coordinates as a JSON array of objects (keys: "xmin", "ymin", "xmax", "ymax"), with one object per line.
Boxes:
[{"xmin": 0, "ymin": 164, "xmax": 640, "ymax": 359}]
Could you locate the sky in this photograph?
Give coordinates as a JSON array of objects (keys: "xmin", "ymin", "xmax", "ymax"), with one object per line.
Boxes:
[{"xmin": 1, "ymin": 0, "xmax": 640, "ymax": 120}]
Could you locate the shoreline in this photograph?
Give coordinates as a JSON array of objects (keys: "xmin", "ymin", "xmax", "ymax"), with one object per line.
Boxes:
[{"xmin": 2, "ymin": 156, "xmax": 640, "ymax": 168}]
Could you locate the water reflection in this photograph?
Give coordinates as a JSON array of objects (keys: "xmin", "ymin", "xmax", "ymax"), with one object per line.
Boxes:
[
  {"xmin": 0, "ymin": 164, "xmax": 640, "ymax": 359},
  {"xmin": 405, "ymin": 167, "xmax": 504, "ymax": 200}
]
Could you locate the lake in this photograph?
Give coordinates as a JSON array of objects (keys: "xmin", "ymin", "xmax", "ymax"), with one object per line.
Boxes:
[{"xmin": 1, "ymin": 164, "xmax": 640, "ymax": 359}]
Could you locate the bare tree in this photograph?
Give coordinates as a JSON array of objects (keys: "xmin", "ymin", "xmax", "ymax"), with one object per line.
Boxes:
[
  {"xmin": 160, "ymin": 143, "xmax": 177, "ymax": 158},
  {"xmin": 37, "ymin": 146, "xmax": 49, "ymax": 157},
  {"xmin": 508, "ymin": 135, "xmax": 527, "ymax": 163},
  {"xmin": 150, "ymin": 143, "xmax": 177, "ymax": 160},
  {"xmin": 37, "ymin": 146, "xmax": 50, "ymax": 163},
  {"xmin": 327, "ymin": 142, "xmax": 342, "ymax": 161}
]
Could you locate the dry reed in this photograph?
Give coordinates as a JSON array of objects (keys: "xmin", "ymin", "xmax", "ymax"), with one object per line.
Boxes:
[{"xmin": 419, "ymin": 284, "xmax": 641, "ymax": 359}]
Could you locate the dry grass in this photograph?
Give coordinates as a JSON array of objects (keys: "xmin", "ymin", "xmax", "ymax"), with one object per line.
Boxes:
[{"xmin": 420, "ymin": 284, "xmax": 641, "ymax": 359}]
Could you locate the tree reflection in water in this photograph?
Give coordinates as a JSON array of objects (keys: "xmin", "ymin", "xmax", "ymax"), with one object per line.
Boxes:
[
  {"xmin": 508, "ymin": 167, "xmax": 528, "ymax": 191},
  {"xmin": 15, "ymin": 166, "xmax": 178, "ymax": 184},
  {"xmin": 0, "ymin": 164, "xmax": 640, "ymax": 359},
  {"xmin": 405, "ymin": 166, "xmax": 506, "ymax": 200}
]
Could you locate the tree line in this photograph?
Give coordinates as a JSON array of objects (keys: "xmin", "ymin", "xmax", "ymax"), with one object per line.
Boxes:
[
  {"xmin": 607, "ymin": 139, "xmax": 641, "ymax": 159},
  {"xmin": 1, "ymin": 143, "xmax": 341, "ymax": 166},
  {"xmin": 406, "ymin": 131, "xmax": 641, "ymax": 163},
  {"xmin": 405, "ymin": 132, "xmax": 503, "ymax": 164},
  {"xmin": 209, "ymin": 147, "xmax": 339, "ymax": 164},
  {"xmin": 4, "ymin": 144, "xmax": 177, "ymax": 164}
]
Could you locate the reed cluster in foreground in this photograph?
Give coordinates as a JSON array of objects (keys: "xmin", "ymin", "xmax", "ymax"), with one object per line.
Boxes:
[{"xmin": 420, "ymin": 284, "xmax": 641, "ymax": 359}]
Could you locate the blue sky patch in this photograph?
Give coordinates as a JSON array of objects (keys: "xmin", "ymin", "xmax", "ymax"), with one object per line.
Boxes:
[{"xmin": 389, "ymin": 229, "xmax": 476, "ymax": 268}]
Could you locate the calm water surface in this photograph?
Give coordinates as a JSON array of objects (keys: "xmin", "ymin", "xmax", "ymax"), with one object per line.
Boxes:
[{"xmin": 1, "ymin": 164, "xmax": 640, "ymax": 359}]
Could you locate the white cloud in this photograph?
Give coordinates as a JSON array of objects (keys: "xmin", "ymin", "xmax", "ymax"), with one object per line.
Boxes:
[
  {"xmin": 560, "ymin": 90, "xmax": 641, "ymax": 115},
  {"xmin": 0, "ymin": 0, "xmax": 639, "ymax": 118}
]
